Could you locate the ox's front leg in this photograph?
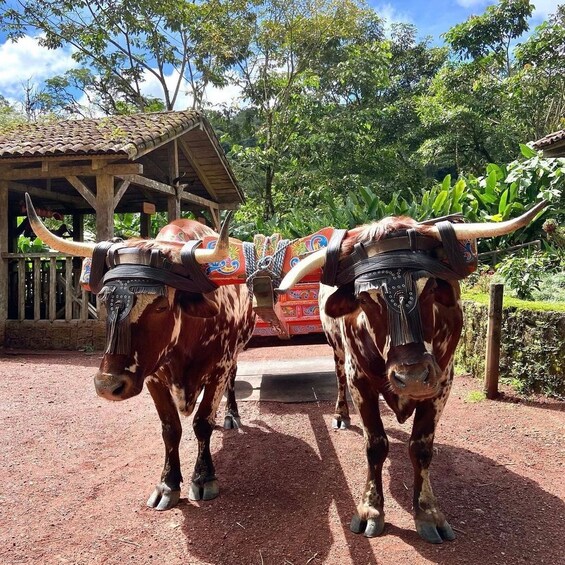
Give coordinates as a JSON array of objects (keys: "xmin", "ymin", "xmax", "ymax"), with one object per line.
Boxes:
[
  {"xmin": 188, "ymin": 380, "xmax": 225, "ymax": 501},
  {"xmin": 410, "ymin": 400, "xmax": 456, "ymax": 544},
  {"xmin": 349, "ymin": 384, "xmax": 388, "ymax": 537},
  {"xmin": 145, "ymin": 378, "xmax": 183, "ymax": 511}
]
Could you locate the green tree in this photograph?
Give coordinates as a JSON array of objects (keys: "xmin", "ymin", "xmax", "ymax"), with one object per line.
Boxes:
[
  {"xmin": 443, "ymin": 0, "xmax": 533, "ymax": 77},
  {"xmin": 225, "ymin": 0, "xmax": 388, "ymax": 220},
  {"xmin": 0, "ymin": 0, "xmax": 253, "ymax": 113},
  {"xmin": 417, "ymin": 0, "xmax": 541, "ymax": 177}
]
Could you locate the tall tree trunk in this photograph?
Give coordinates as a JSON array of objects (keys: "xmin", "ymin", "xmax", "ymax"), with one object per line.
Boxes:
[{"xmin": 263, "ymin": 165, "xmax": 275, "ymax": 221}]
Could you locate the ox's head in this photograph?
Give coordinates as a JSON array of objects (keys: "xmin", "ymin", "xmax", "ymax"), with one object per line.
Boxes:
[
  {"xmin": 24, "ymin": 193, "xmax": 231, "ymax": 402},
  {"xmin": 279, "ymin": 203, "xmax": 547, "ymax": 400}
]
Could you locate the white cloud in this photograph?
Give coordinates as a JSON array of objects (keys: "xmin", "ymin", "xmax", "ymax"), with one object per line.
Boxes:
[
  {"xmin": 456, "ymin": 0, "xmax": 491, "ymax": 8},
  {"xmin": 530, "ymin": 0, "xmax": 561, "ymax": 20},
  {"xmin": 0, "ymin": 35, "xmax": 76, "ymax": 99},
  {"xmin": 373, "ymin": 2, "xmax": 413, "ymax": 32},
  {"xmin": 456, "ymin": 0, "xmax": 559, "ymax": 19},
  {"xmin": 137, "ymin": 67, "xmax": 243, "ymax": 110}
]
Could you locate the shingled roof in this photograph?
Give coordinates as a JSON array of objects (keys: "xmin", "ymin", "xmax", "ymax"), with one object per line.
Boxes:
[
  {"xmin": 1, "ymin": 110, "xmax": 209, "ymax": 159},
  {"xmin": 532, "ymin": 129, "xmax": 565, "ymax": 157},
  {"xmin": 0, "ymin": 110, "xmax": 244, "ymax": 217}
]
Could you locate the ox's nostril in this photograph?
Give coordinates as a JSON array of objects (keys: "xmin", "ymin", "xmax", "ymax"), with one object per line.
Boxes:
[
  {"xmin": 112, "ymin": 382, "xmax": 126, "ymax": 397},
  {"xmin": 392, "ymin": 372, "xmax": 406, "ymax": 388},
  {"xmin": 422, "ymin": 369, "xmax": 430, "ymax": 383}
]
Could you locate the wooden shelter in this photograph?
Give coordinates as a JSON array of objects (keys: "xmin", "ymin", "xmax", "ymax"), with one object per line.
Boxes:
[
  {"xmin": 0, "ymin": 110, "xmax": 244, "ymax": 349},
  {"xmin": 532, "ymin": 129, "xmax": 565, "ymax": 157}
]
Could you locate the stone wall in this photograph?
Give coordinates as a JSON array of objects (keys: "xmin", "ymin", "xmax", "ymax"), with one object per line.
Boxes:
[
  {"xmin": 4, "ymin": 320, "xmax": 106, "ymax": 351},
  {"xmin": 456, "ymin": 300, "xmax": 565, "ymax": 397}
]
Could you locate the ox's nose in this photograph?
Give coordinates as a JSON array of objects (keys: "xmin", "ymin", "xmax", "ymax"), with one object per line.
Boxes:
[
  {"xmin": 391, "ymin": 367, "xmax": 430, "ymax": 388},
  {"xmin": 94, "ymin": 372, "xmax": 133, "ymax": 401}
]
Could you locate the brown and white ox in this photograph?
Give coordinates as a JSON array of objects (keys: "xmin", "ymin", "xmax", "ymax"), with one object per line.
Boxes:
[
  {"xmin": 278, "ymin": 203, "xmax": 546, "ymax": 543},
  {"xmin": 25, "ymin": 194, "xmax": 255, "ymax": 511}
]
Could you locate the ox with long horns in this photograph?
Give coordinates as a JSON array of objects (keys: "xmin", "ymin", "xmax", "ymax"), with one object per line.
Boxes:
[
  {"xmin": 25, "ymin": 193, "xmax": 256, "ymax": 510},
  {"xmin": 278, "ymin": 202, "xmax": 546, "ymax": 543}
]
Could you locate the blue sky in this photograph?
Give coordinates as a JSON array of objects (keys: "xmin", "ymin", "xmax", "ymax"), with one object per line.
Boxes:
[
  {"xmin": 369, "ymin": 0, "xmax": 559, "ymax": 42},
  {"xmin": 0, "ymin": 0, "xmax": 561, "ymax": 111}
]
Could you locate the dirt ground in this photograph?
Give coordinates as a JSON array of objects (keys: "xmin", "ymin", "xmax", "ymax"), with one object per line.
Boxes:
[{"xmin": 1, "ymin": 338, "xmax": 564, "ymax": 565}]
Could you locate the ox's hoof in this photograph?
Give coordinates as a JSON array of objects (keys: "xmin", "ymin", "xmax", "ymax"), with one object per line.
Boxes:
[
  {"xmin": 188, "ymin": 479, "xmax": 220, "ymax": 501},
  {"xmin": 332, "ymin": 416, "xmax": 351, "ymax": 430},
  {"xmin": 415, "ymin": 520, "xmax": 456, "ymax": 544},
  {"xmin": 350, "ymin": 514, "xmax": 385, "ymax": 537},
  {"xmin": 146, "ymin": 483, "xmax": 181, "ymax": 511},
  {"xmin": 224, "ymin": 413, "xmax": 241, "ymax": 429}
]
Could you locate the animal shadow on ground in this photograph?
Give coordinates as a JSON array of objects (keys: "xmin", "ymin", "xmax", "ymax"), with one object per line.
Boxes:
[
  {"xmin": 385, "ymin": 426, "xmax": 565, "ymax": 564},
  {"xmin": 178, "ymin": 404, "xmax": 380, "ymax": 565}
]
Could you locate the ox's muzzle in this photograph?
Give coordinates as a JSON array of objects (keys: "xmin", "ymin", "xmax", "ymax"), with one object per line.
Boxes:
[
  {"xmin": 94, "ymin": 368, "xmax": 141, "ymax": 401},
  {"xmin": 386, "ymin": 345, "xmax": 442, "ymax": 399}
]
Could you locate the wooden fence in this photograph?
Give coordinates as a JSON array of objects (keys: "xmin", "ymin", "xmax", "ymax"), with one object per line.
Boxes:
[{"xmin": 4, "ymin": 252, "xmax": 96, "ymax": 322}]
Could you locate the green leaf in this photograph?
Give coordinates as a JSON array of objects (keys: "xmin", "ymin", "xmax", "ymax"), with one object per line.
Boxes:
[{"xmin": 519, "ymin": 144, "xmax": 537, "ymax": 158}]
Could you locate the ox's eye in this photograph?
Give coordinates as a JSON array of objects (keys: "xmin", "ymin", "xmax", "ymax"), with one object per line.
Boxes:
[{"xmin": 151, "ymin": 296, "xmax": 169, "ymax": 314}]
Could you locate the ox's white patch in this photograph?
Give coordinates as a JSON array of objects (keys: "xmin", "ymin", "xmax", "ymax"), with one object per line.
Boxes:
[
  {"xmin": 418, "ymin": 469, "xmax": 437, "ymax": 513},
  {"xmin": 126, "ymin": 352, "xmax": 140, "ymax": 374},
  {"xmin": 171, "ymin": 384, "xmax": 188, "ymax": 415}
]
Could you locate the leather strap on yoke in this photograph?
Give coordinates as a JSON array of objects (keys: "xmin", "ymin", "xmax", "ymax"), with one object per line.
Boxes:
[
  {"xmin": 180, "ymin": 240, "xmax": 218, "ymax": 293},
  {"xmin": 89, "ymin": 241, "xmax": 117, "ymax": 294},
  {"xmin": 435, "ymin": 221, "xmax": 471, "ymax": 278},
  {"xmin": 320, "ymin": 228, "xmax": 347, "ymax": 286}
]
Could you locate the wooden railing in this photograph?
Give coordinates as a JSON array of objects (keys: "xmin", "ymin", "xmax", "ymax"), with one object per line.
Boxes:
[{"xmin": 3, "ymin": 252, "xmax": 97, "ymax": 321}]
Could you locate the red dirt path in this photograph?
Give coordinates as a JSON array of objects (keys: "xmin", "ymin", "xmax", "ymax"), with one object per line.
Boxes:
[{"xmin": 1, "ymin": 339, "xmax": 563, "ymax": 565}]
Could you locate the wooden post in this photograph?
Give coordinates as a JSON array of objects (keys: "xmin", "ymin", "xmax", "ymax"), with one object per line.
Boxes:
[
  {"xmin": 72, "ymin": 213, "xmax": 84, "ymax": 242},
  {"xmin": 167, "ymin": 140, "xmax": 180, "ymax": 222},
  {"xmin": 0, "ymin": 180, "xmax": 9, "ymax": 346},
  {"xmin": 484, "ymin": 283, "xmax": 504, "ymax": 399},
  {"xmin": 140, "ymin": 213, "xmax": 151, "ymax": 238},
  {"xmin": 95, "ymin": 173, "xmax": 115, "ymax": 241}
]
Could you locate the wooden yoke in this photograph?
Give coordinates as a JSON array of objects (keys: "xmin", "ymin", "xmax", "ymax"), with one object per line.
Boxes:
[{"xmin": 80, "ymin": 224, "xmax": 335, "ymax": 337}]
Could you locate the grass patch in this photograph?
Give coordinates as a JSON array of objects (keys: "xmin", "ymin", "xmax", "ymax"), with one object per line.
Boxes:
[
  {"xmin": 465, "ymin": 390, "xmax": 486, "ymax": 403},
  {"xmin": 461, "ymin": 290, "xmax": 565, "ymax": 312}
]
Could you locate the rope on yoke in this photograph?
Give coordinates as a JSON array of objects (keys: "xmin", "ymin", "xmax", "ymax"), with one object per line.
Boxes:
[{"xmin": 243, "ymin": 237, "xmax": 294, "ymax": 298}]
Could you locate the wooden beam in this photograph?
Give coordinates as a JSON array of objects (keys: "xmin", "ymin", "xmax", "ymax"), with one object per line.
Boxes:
[
  {"xmin": 201, "ymin": 124, "xmax": 244, "ymax": 201},
  {"xmin": 116, "ymin": 174, "xmax": 175, "ymax": 196},
  {"xmin": 96, "ymin": 173, "xmax": 114, "ymax": 241},
  {"xmin": 180, "ymin": 189, "xmax": 219, "ymax": 209},
  {"xmin": 113, "ymin": 178, "xmax": 131, "ymax": 208},
  {"xmin": 115, "ymin": 173, "xmax": 221, "ymax": 211},
  {"xmin": 66, "ymin": 176, "xmax": 97, "ymax": 209},
  {"xmin": 0, "ymin": 180, "xmax": 8, "ymax": 345},
  {"xmin": 177, "ymin": 137, "xmax": 219, "ymax": 200},
  {"xmin": 9, "ymin": 182, "xmax": 87, "ymax": 207},
  {"xmin": 0, "ymin": 162, "xmax": 142, "ymax": 180}
]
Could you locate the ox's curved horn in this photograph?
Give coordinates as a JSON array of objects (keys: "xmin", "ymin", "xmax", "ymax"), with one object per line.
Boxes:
[
  {"xmin": 278, "ymin": 248, "xmax": 327, "ymax": 292},
  {"xmin": 25, "ymin": 193, "xmax": 96, "ymax": 257},
  {"xmin": 193, "ymin": 211, "xmax": 233, "ymax": 264},
  {"xmin": 427, "ymin": 200, "xmax": 548, "ymax": 241}
]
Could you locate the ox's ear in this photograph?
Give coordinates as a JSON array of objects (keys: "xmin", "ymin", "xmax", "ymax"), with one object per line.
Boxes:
[
  {"xmin": 177, "ymin": 292, "xmax": 219, "ymax": 318},
  {"xmin": 324, "ymin": 284, "xmax": 360, "ymax": 318}
]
